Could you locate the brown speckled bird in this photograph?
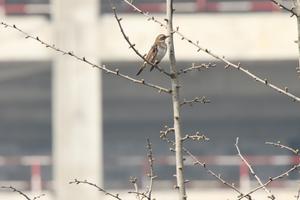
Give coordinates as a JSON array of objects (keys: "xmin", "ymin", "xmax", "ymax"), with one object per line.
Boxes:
[{"xmin": 136, "ymin": 34, "xmax": 169, "ymax": 76}]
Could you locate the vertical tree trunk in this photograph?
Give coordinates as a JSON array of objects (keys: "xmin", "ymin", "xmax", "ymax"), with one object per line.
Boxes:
[{"xmin": 166, "ymin": 0, "xmax": 187, "ymax": 199}]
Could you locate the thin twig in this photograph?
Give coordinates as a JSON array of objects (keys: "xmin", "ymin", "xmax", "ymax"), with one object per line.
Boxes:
[
  {"xmin": 160, "ymin": 127, "xmax": 249, "ymax": 199},
  {"xmin": 180, "ymin": 96, "xmax": 210, "ymax": 107},
  {"xmin": 0, "ymin": 22, "xmax": 171, "ymax": 95},
  {"xmin": 110, "ymin": 6, "xmax": 171, "ymax": 77},
  {"xmin": 269, "ymin": 0, "xmax": 298, "ymax": 17},
  {"xmin": 1, "ymin": 186, "xmax": 45, "ymax": 200},
  {"xmin": 128, "ymin": 191, "xmax": 149, "ymax": 200},
  {"xmin": 266, "ymin": 141, "xmax": 299, "ymax": 155},
  {"xmin": 129, "ymin": 176, "xmax": 141, "ymax": 200},
  {"xmin": 177, "ymin": 63, "xmax": 216, "ymax": 75},
  {"xmin": 238, "ymin": 163, "xmax": 300, "ymax": 200},
  {"xmin": 181, "ymin": 132, "xmax": 209, "ymax": 142},
  {"xmin": 33, "ymin": 194, "xmax": 46, "ymax": 200},
  {"xmin": 69, "ymin": 179, "xmax": 122, "ymax": 200},
  {"xmin": 160, "ymin": 128, "xmax": 300, "ymax": 200},
  {"xmin": 146, "ymin": 139, "xmax": 156, "ymax": 200},
  {"xmin": 235, "ymin": 138, "xmax": 275, "ymax": 200},
  {"xmin": 121, "ymin": 0, "xmax": 300, "ymax": 102}
]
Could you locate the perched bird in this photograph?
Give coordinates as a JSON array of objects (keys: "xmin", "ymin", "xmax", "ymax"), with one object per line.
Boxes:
[{"xmin": 136, "ymin": 34, "xmax": 169, "ymax": 76}]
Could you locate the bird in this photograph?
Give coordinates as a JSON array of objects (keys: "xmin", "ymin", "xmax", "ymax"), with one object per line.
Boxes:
[{"xmin": 136, "ymin": 34, "xmax": 169, "ymax": 76}]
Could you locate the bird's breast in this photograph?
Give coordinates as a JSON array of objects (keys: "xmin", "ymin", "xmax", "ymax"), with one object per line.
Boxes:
[{"xmin": 156, "ymin": 44, "xmax": 167, "ymax": 61}]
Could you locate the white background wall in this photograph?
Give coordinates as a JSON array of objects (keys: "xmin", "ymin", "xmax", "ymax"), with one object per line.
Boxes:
[{"xmin": 0, "ymin": 13, "xmax": 298, "ymax": 61}]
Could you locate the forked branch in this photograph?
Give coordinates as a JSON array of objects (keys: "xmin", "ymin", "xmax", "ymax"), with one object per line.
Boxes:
[
  {"xmin": 121, "ymin": 0, "xmax": 300, "ymax": 102},
  {"xmin": 238, "ymin": 163, "xmax": 300, "ymax": 200},
  {"xmin": 235, "ymin": 138, "xmax": 275, "ymax": 200},
  {"xmin": 160, "ymin": 127, "xmax": 249, "ymax": 199}
]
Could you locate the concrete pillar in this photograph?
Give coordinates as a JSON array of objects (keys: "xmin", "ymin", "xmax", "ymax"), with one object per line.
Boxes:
[{"xmin": 51, "ymin": 0, "xmax": 102, "ymax": 199}]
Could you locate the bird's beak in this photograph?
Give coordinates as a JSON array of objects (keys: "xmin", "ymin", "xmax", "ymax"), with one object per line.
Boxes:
[{"xmin": 165, "ymin": 35, "xmax": 170, "ymax": 38}]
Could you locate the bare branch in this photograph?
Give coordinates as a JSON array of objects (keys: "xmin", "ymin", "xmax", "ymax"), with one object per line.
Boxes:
[
  {"xmin": 269, "ymin": 0, "xmax": 298, "ymax": 17},
  {"xmin": 128, "ymin": 191, "xmax": 149, "ymax": 200},
  {"xmin": 238, "ymin": 163, "xmax": 300, "ymax": 200},
  {"xmin": 110, "ymin": 6, "xmax": 171, "ymax": 77},
  {"xmin": 32, "ymin": 194, "xmax": 46, "ymax": 200},
  {"xmin": 160, "ymin": 127, "xmax": 248, "ymax": 199},
  {"xmin": 129, "ymin": 176, "xmax": 142, "ymax": 200},
  {"xmin": 69, "ymin": 179, "xmax": 122, "ymax": 200},
  {"xmin": 127, "ymin": 140, "xmax": 157, "ymax": 200},
  {"xmin": 180, "ymin": 96, "xmax": 210, "ymax": 107},
  {"xmin": 181, "ymin": 132, "xmax": 209, "ymax": 142},
  {"xmin": 161, "ymin": 129, "xmax": 299, "ymax": 200},
  {"xmin": 1, "ymin": 186, "xmax": 45, "ymax": 200},
  {"xmin": 0, "ymin": 22, "xmax": 171, "ymax": 95},
  {"xmin": 235, "ymin": 138, "xmax": 275, "ymax": 200},
  {"xmin": 266, "ymin": 141, "xmax": 299, "ymax": 155},
  {"xmin": 121, "ymin": 0, "xmax": 300, "ymax": 102},
  {"xmin": 145, "ymin": 139, "xmax": 156, "ymax": 200},
  {"xmin": 177, "ymin": 63, "xmax": 216, "ymax": 75}
]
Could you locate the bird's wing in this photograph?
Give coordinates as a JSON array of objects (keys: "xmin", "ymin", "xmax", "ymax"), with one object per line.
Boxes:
[
  {"xmin": 136, "ymin": 44, "xmax": 158, "ymax": 76},
  {"xmin": 148, "ymin": 44, "xmax": 158, "ymax": 72},
  {"xmin": 147, "ymin": 44, "xmax": 158, "ymax": 64}
]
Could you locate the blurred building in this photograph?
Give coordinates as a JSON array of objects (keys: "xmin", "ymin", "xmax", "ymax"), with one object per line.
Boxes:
[
  {"xmin": 0, "ymin": 0, "xmax": 293, "ymax": 16},
  {"xmin": 0, "ymin": 0, "xmax": 299, "ymax": 193}
]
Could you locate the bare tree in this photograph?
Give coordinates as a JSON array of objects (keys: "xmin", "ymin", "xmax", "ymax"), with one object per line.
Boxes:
[{"xmin": 1, "ymin": 0, "xmax": 300, "ymax": 200}]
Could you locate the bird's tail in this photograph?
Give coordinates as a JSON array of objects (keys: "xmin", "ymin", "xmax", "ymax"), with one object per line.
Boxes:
[
  {"xmin": 136, "ymin": 62, "xmax": 146, "ymax": 76},
  {"xmin": 149, "ymin": 64, "xmax": 155, "ymax": 72},
  {"xmin": 150, "ymin": 60, "xmax": 159, "ymax": 72}
]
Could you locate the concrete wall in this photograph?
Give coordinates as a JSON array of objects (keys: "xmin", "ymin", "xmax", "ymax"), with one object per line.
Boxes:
[{"xmin": 0, "ymin": 13, "xmax": 298, "ymax": 61}]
